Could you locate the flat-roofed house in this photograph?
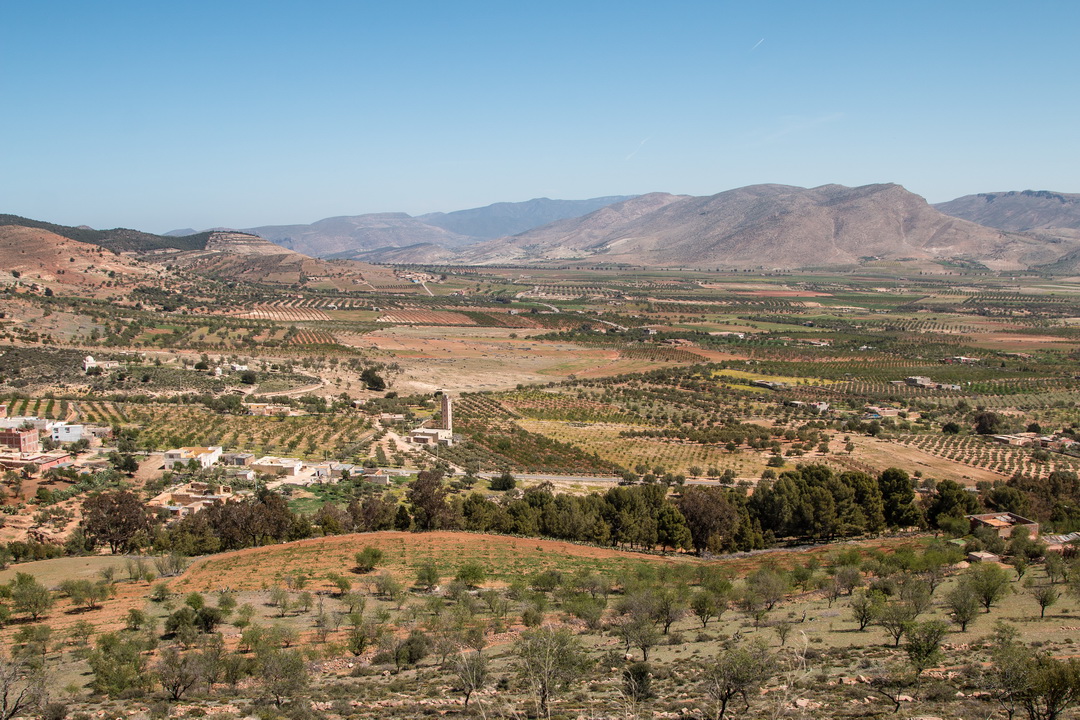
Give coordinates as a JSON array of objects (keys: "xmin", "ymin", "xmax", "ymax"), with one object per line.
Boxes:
[
  {"xmin": 967, "ymin": 512, "xmax": 1039, "ymax": 539},
  {"xmin": 163, "ymin": 446, "xmax": 223, "ymax": 470}
]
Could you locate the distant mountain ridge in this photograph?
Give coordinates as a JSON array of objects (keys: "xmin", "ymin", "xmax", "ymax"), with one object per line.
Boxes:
[
  {"xmin": 247, "ymin": 213, "xmax": 474, "ymax": 259},
  {"xmin": 934, "ymin": 190, "xmax": 1080, "ymax": 231},
  {"xmin": 448, "ymin": 183, "xmax": 1075, "ymax": 270},
  {"xmin": 239, "ymin": 196, "xmax": 637, "ymax": 258},
  {"xmin": 418, "ymin": 196, "xmax": 636, "ymax": 239}
]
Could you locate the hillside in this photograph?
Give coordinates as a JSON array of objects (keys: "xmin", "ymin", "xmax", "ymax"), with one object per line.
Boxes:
[
  {"xmin": 345, "ymin": 242, "xmax": 461, "ymax": 264},
  {"xmin": 0, "ymin": 224, "xmax": 161, "ymax": 292},
  {"xmin": 157, "ymin": 231, "xmax": 364, "ymax": 285},
  {"xmin": 419, "ymin": 195, "xmax": 636, "ymax": 239},
  {"xmin": 457, "ymin": 183, "xmax": 1075, "ymax": 270},
  {"xmin": 935, "ymin": 189, "xmax": 1080, "ymax": 231},
  {"xmin": 0, "ymin": 213, "xmax": 211, "ymax": 252}
]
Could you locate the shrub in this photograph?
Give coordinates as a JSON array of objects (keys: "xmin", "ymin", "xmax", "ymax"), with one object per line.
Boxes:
[{"xmin": 354, "ymin": 546, "xmax": 384, "ymax": 573}]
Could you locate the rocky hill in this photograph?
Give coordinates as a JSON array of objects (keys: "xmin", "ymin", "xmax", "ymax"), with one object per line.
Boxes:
[
  {"xmin": 935, "ymin": 190, "xmax": 1080, "ymax": 232},
  {"xmin": 455, "ymin": 183, "xmax": 1073, "ymax": 270}
]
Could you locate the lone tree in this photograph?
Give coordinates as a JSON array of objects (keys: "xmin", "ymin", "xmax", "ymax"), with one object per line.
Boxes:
[
  {"xmin": 966, "ymin": 563, "xmax": 1012, "ymax": 612},
  {"xmin": 156, "ymin": 646, "xmax": 201, "ymax": 701},
  {"xmin": 82, "ymin": 490, "xmax": 154, "ymax": 554},
  {"xmin": 904, "ymin": 620, "xmax": 949, "ymax": 678},
  {"xmin": 258, "ymin": 648, "xmax": 309, "ymax": 707},
  {"xmin": 452, "ymin": 650, "xmax": 488, "ymax": 708},
  {"xmin": 11, "ymin": 573, "xmax": 53, "ymax": 621},
  {"xmin": 1032, "ymin": 583, "xmax": 1059, "ymax": 619},
  {"xmin": 700, "ymin": 641, "xmax": 774, "ymax": 720},
  {"xmin": 945, "ymin": 584, "xmax": 981, "ymax": 632},
  {"xmin": 514, "ymin": 627, "xmax": 591, "ymax": 718},
  {"xmin": 489, "ymin": 471, "xmax": 516, "ymax": 491}
]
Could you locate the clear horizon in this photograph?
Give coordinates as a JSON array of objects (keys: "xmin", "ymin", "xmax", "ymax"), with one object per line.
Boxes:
[{"xmin": 3, "ymin": 1, "xmax": 1078, "ymax": 234}]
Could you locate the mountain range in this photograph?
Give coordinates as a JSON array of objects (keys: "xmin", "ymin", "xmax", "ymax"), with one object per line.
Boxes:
[
  {"xmin": 233, "ymin": 184, "xmax": 1080, "ymax": 270},
  {"xmin": 8, "ymin": 183, "xmax": 1080, "ymax": 278}
]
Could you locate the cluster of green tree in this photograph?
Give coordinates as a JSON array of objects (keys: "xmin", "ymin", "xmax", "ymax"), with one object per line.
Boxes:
[
  {"xmin": 1007, "ymin": 470, "xmax": 1080, "ymax": 532},
  {"xmin": 80, "ymin": 465, "xmax": 929, "ymax": 563}
]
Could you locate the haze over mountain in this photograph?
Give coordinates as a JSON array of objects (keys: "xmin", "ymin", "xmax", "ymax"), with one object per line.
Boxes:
[
  {"xmin": 231, "ymin": 196, "xmax": 636, "ymax": 259},
  {"xmin": 934, "ymin": 190, "xmax": 1080, "ymax": 232},
  {"xmin": 449, "ymin": 183, "xmax": 1076, "ymax": 270},
  {"xmin": 418, "ymin": 196, "xmax": 635, "ymax": 239}
]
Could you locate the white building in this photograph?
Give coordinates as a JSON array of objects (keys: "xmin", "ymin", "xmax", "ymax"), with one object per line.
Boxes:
[
  {"xmin": 164, "ymin": 446, "xmax": 223, "ymax": 470},
  {"xmin": 51, "ymin": 423, "xmax": 84, "ymax": 443},
  {"xmin": 83, "ymin": 356, "xmax": 120, "ymax": 372}
]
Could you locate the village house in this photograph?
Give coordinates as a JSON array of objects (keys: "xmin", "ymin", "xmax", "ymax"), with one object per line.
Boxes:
[
  {"xmin": 246, "ymin": 403, "xmax": 304, "ymax": 417},
  {"xmin": 0, "ymin": 427, "xmax": 40, "ymax": 454},
  {"xmin": 362, "ymin": 469, "xmax": 391, "ymax": 486},
  {"xmin": 250, "ymin": 455, "xmax": 303, "ymax": 476},
  {"xmin": 942, "ymin": 356, "xmax": 980, "ymax": 365},
  {"xmin": 864, "ymin": 405, "xmax": 902, "ymax": 419},
  {"xmin": 147, "ymin": 481, "xmax": 236, "ymax": 519},
  {"xmin": 967, "ymin": 512, "xmax": 1039, "ymax": 539},
  {"xmin": 51, "ymin": 423, "xmax": 84, "ymax": 444},
  {"xmin": 0, "ymin": 449, "xmax": 71, "ymax": 472},
  {"xmin": 163, "ymin": 446, "xmax": 223, "ymax": 470},
  {"xmin": 900, "ymin": 376, "xmax": 962, "ymax": 391},
  {"xmin": 220, "ymin": 452, "xmax": 254, "ymax": 466},
  {"xmin": 0, "ymin": 416, "xmax": 60, "ymax": 432},
  {"xmin": 1041, "ymin": 532, "xmax": 1080, "ymax": 553}
]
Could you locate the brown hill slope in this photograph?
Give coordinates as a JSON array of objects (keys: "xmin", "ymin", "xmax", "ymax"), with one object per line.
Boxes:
[
  {"xmin": 462, "ymin": 183, "xmax": 1072, "ymax": 270},
  {"xmin": 935, "ymin": 190, "xmax": 1080, "ymax": 232},
  {"xmin": 0, "ymin": 224, "xmax": 161, "ymax": 293},
  {"xmin": 157, "ymin": 231, "xmax": 353, "ymax": 285}
]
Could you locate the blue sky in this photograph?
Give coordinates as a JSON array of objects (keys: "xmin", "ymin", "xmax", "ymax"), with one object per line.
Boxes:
[{"xmin": 2, "ymin": 1, "xmax": 1078, "ymax": 233}]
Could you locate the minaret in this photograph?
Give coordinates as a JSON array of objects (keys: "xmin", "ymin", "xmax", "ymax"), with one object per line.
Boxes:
[{"xmin": 441, "ymin": 394, "xmax": 453, "ymax": 433}]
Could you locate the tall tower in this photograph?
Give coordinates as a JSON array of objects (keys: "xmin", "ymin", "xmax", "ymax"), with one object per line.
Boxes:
[{"xmin": 441, "ymin": 394, "xmax": 453, "ymax": 433}]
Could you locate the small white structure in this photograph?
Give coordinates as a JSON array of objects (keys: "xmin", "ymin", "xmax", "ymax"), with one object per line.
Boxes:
[{"xmin": 83, "ymin": 356, "xmax": 119, "ymax": 372}]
